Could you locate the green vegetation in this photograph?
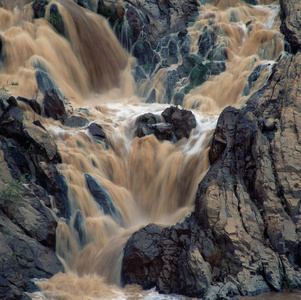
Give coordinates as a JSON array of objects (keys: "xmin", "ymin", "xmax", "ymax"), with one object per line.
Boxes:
[
  {"xmin": 184, "ymin": 84, "xmax": 193, "ymax": 94},
  {"xmin": 0, "ymin": 174, "xmax": 28, "ymax": 202},
  {"xmin": 98, "ymin": 5, "xmax": 118, "ymax": 26},
  {"xmin": 142, "ymin": 63, "xmax": 152, "ymax": 73},
  {"xmin": 49, "ymin": 9, "xmax": 64, "ymax": 35},
  {"xmin": 189, "ymin": 63, "xmax": 210, "ymax": 87}
]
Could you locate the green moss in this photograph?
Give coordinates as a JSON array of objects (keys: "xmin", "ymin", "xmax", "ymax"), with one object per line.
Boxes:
[
  {"xmin": 114, "ymin": 19, "xmax": 123, "ymax": 37},
  {"xmin": 184, "ymin": 84, "xmax": 193, "ymax": 94},
  {"xmin": 98, "ymin": 5, "xmax": 118, "ymax": 27},
  {"xmin": 142, "ymin": 63, "xmax": 152, "ymax": 73},
  {"xmin": 0, "ymin": 174, "xmax": 28, "ymax": 202},
  {"xmin": 49, "ymin": 10, "xmax": 64, "ymax": 35},
  {"xmin": 190, "ymin": 63, "xmax": 209, "ymax": 87}
]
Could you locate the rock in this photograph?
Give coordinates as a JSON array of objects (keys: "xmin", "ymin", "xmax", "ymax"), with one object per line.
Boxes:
[
  {"xmin": 43, "ymin": 89, "xmax": 67, "ymax": 123},
  {"xmin": 48, "ymin": 3, "xmax": 65, "ymax": 35},
  {"xmin": 198, "ymin": 26, "xmax": 228, "ymax": 61},
  {"xmin": 64, "ymin": 115, "xmax": 89, "ymax": 128},
  {"xmin": 132, "ymin": 39, "xmax": 154, "ymax": 66},
  {"xmin": 0, "ymin": 207, "xmax": 63, "ymax": 299},
  {"xmin": 242, "ymin": 63, "xmax": 271, "ymax": 96},
  {"xmin": 17, "ymin": 96, "xmax": 41, "ymax": 115},
  {"xmin": 136, "ymin": 113, "xmax": 157, "ymax": 137},
  {"xmin": 173, "ymin": 92, "xmax": 185, "ymax": 107},
  {"xmin": 162, "ymin": 106, "xmax": 196, "ymax": 140},
  {"xmin": 280, "ymin": 0, "xmax": 301, "ymax": 53},
  {"xmin": 133, "ymin": 65, "xmax": 147, "ymax": 85},
  {"xmin": 0, "ymin": 91, "xmax": 69, "ymax": 220},
  {"xmin": 177, "ymin": 54, "xmax": 202, "ymax": 78},
  {"xmin": 119, "ymin": 0, "xmax": 199, "ymax": 44},
  {"xmin": 73, "ymin": 210, "xmax": 87, "ymax": 248},
  {"xmin": 88, "ymin": 123, "xmax": 109, "ymax": 148},
  {"xmin": 153, "ymin": 123, "xmax": 176, "ymax": 142},
  {"xmin": 125, "ymin": 6, "xmax": 143, "ymax": 47},
  {"xmin": 122, "ymin": 221, "xmax": 213, "ymax": 297},
  {"xmin": 74, "ymin": 0, "xmax": 94, "ymax": 11},
  {"xmin": 136, "ymin": 107, "xmax": 196, "ymax": 142},
  {"xmin": 35, "ymin": 69, "xmax": 62, "ymax": 98},
  {"xmin": 163, "ymin": 69, "xmax": 179, "ymax": 104},
  {"xmin": 85, "ymin": 174, "xmax": 123, "ymax": 226},
  {"xmin": 145, "ymin": 88, "xmax": 156, "ymax": 104},
  {"xmin": 32, "ymin": 0, "xmax": 49, "ymax": 19},
  {"xmin": 122, "ymin": 53, "xmax": 301, "ymax": 298},
  {"xmin": 23, "ymin": 122, "xmax": 57, "ymax": 160}
]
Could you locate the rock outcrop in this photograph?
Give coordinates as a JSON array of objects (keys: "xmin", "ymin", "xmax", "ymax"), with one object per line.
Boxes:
[
  {"xmin": 280, "ymin": 0, "xmax": 301, "ymax": 53},
  {"xmin": 122, "ymin": 52, "xmax": 301, "ymax": 298},
  {"xmin": 0, "ymin": 92, "xmax": 67, "ymax": 299}
]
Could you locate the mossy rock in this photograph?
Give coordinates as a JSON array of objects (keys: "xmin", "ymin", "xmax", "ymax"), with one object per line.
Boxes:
[{"xmin": 49, "ymin": 4, "xmax": 64, "ymax": 35}]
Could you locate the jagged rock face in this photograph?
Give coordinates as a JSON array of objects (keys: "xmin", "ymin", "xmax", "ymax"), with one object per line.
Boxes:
[
  {"xmin": 0, "ymin": 92, "xmax": 67, "ymax": 298},
  {"xmin": 280, "ymin": 0, "xmax": 301, "ymax": 53},
  {"xmin": 122, "ymin": 53, "xmax": 301, "ymax": 298}
]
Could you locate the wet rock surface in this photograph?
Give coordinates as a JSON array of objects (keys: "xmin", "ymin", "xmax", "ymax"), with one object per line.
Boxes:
[
  {"xmin": 280, "ymin": 0, "xmax": 301, "ymax": 53},
  {"xmin": 0, "ymin": 92, "xmax": 66, "ymax": 299},
  {"xmin": 122, "ymin": 53, "xmax": 301, "ymax": 298},
  {"xmin": 136, "ymin": 107, "xmax": 197, "ymax": 142}
]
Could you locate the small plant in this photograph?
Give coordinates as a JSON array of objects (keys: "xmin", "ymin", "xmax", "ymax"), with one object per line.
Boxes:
[
  {"xmin": 0, "ymin": 86, "xmax": 8, "ymax": 92},
  {"xmin": 142, "ymin": 63, "xmax": 152, "ymax": 73},
  {"xmin": 0, "ymin": 174, "xmax": 28, "ymax": 202},
  {"xmin": 189, "ymin": 63, "xmax": 209, "ymax": 87}
]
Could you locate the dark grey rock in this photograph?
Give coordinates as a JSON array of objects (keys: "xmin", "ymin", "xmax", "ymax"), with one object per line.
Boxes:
[
  {"xmin": 145, "ymin": 89, "xmax": 156, "ymax": 104},
  {"xmin": 164, "ymin": 69, "xmax": 179, "ymax": 104},
  {"xmin": 17, "ymin": 96, "xmax": 41, "ymax": 115},
  {"xmin": 85, "ymin": 174, "xmax": 123, "ymax": 226},
  {"xmin": 43, "ymin": 89, "xmax": 67, "ymax": 123},
  {"xmin": 88, "ymin": 123, "xmax": 109, "ymax": 148},
  {"xmin": 32, "ymin": 0, "xmax": 49, "ymax": 19},
  {"xmin": 73, "ymin": 210, "xmax": 86, "ymax": 248},
  {"xmin": 64, "ymin": 115, "xmax": 89, "ymax": 128},
  {"xmin": 35, "ymin": 69, "xmax": 62, "ymax": 98},
  {"xmin": 136, "ymin": 113, "xmax": 157, "ymax": 137},
  {"xmin": 162, "ymin": 106, "xmax": 196, "ymax": 140}
]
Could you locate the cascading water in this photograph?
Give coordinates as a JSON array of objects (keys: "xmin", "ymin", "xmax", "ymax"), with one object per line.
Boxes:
[{"xmin": 0, "ymin": 0, "xmax": 295, "ymax": 299}]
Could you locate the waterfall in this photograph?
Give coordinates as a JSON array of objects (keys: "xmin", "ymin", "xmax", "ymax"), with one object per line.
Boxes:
[{"xmin": 0, "ymin": 0, "xmax": 289, "ymax": 299}]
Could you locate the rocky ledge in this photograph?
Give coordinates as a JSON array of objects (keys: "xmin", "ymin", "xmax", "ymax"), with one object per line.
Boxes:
[
  {"xmin": 0, "ymin": 90, "xmax": 70, "ymax": 299},
  {"xmin": 121, "ymin": 52, "xmax": 301, "ymax": 298}
]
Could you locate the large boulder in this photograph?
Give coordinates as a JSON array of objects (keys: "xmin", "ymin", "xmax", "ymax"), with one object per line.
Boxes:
[
  {"xmin": 136, "ymin": 107, "xmax": 197, "ymax": 142},
  {"xmin": 162, "ymin": 106, "xmax": 196, "ymax": 140}
]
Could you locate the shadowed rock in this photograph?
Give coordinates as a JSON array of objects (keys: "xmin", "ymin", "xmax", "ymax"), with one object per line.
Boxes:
[
  {"xmin": 88, "ymin": 123, "xmax": 109, "ymax": 148},
  {"xmin": 64, "ymin": 115, "xmax": 89, "ymax": 128},
  {"xmin": 85, "ymin": 174, "xmax": 123, "ymax": 226},
  {"xmin": 280, "ymin": 0, "xmax": 301, "ymax": 53},
  {"xmin": 162, "ymin": 106, "xmax": 196, "ymax": 140},
  {"xmin": 43, "ymin": 89, "xmax": 67, "ymax": 123}
]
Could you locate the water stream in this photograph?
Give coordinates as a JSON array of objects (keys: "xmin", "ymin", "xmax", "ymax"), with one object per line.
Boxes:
[{"xmin": 0, "ymin": 0, "xmax": 299, "ymax": 299}]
